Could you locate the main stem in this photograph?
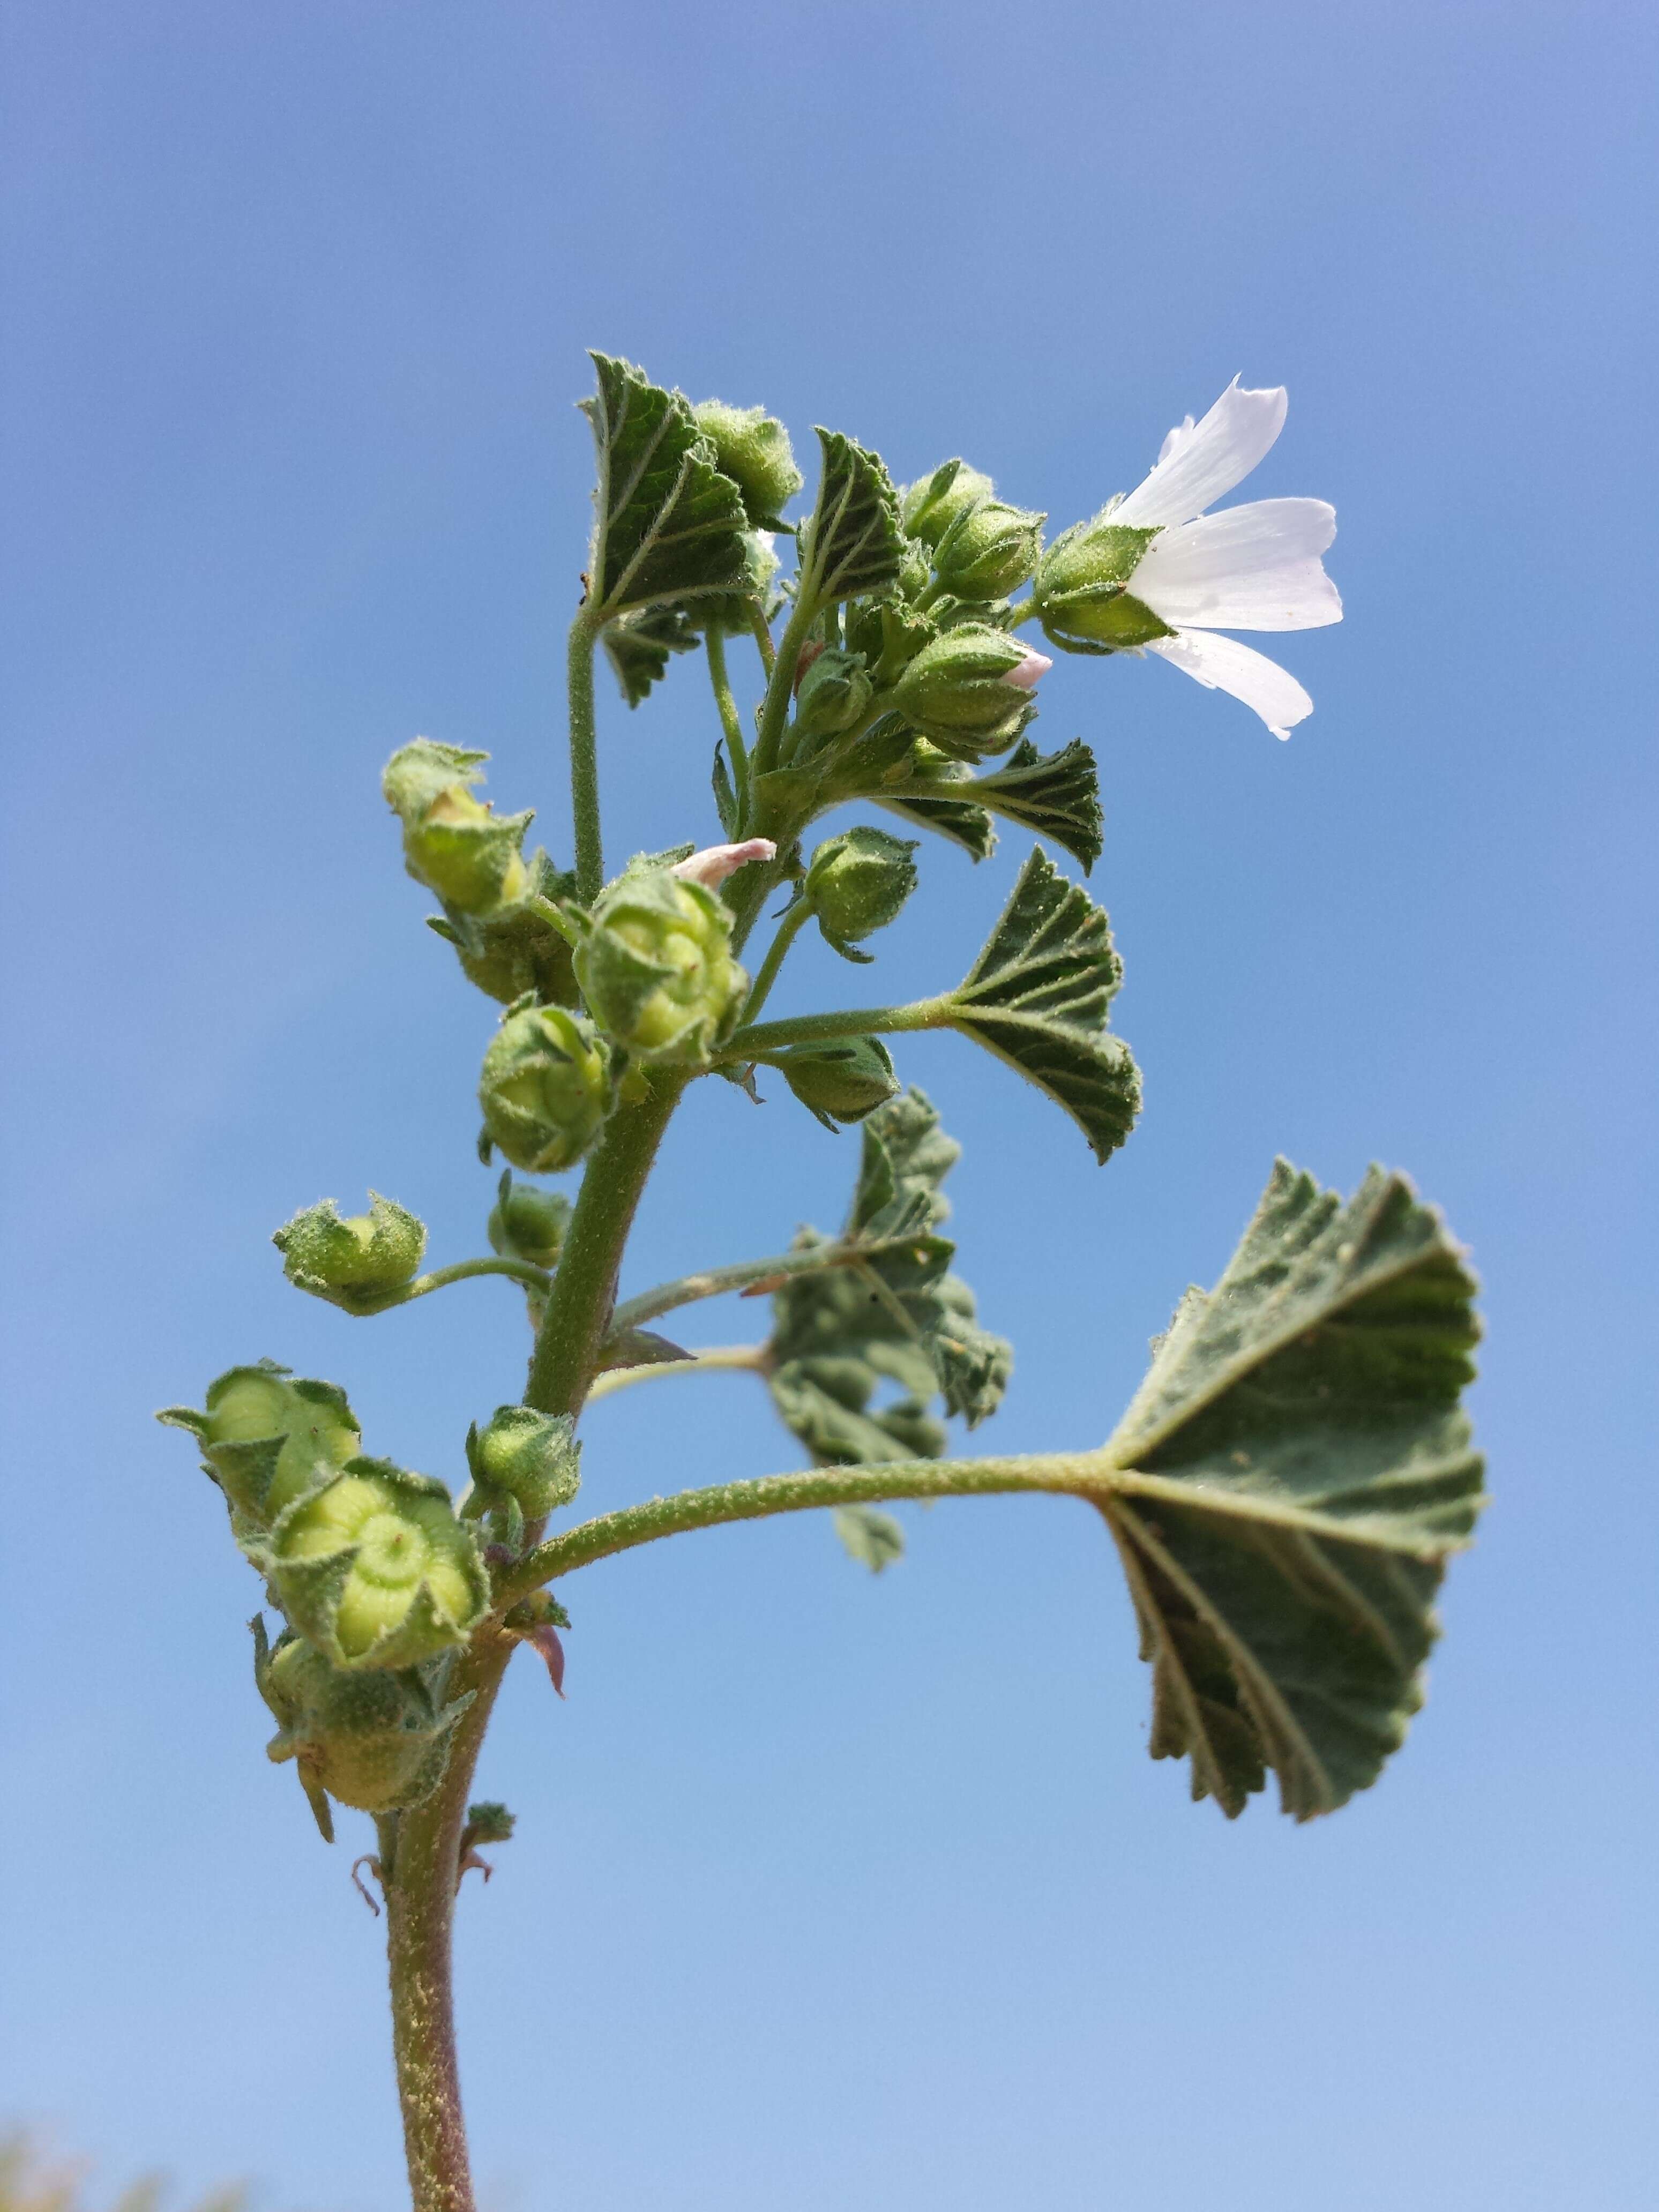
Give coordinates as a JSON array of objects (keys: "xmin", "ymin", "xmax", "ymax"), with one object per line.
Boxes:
[
  {"xmin": 567, "ymin": 611, "xmax": 603, "ymax": 903},
  {"xmin": 385, "ymin": 1079, "xmax": 684, "ymax": 2210}
]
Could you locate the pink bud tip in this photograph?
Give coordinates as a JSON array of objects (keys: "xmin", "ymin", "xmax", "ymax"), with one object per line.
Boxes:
[
  {"xmin": 670, "ymin": 839, "xmax": 778, "ymax": 889},
  {"xmin": 1000, "ymin": 650, "xmax": 1053, "ymax": 693}
]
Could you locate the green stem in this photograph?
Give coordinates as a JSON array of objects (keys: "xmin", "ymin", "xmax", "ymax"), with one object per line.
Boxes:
[
  {"xmin": 706, "ymin": 628, "xmax": 750, "ymax": 819},
  {"xmin": 496, "ymin": 1450, "xmax": 1111, "ymax": 1609},
  {"xmin": 609, "ymin": 1231, "xmax": 910, "ymax": 1336},
  {"xmin": 720, "ymin": 997, "xmax": 951, "ymax": 1062},
  {"xmin": 585, "ymin": 1343, "xmax": 768, "ymax": 1402},
  {"xmin": 1004, "ymin": 595, "xmax": 1040, "ymax": 629},
  {"xmin": 342, "ymin": 1256, "xmax": 550, "ymax": 1317},
  {"xmin": 749, "ymin": 601, "xmax": 777, "ymax": 678},
  {"xmin": 567, "ymin": 611, "xmax": 603, "ymax": 904},
  {"xmin": 750, "ymin": 591, "xmax": 817, "ymax": 782},
  {"xmin": 522, "ymin": 1077, "xmax": 686, "ymax": 1417},
  {"xmin": 739, "ymin": 897, "xmax": 811, "ymax": 1023}
]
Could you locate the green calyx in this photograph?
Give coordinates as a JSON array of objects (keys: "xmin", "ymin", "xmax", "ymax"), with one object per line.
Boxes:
[
  {"xmin": 270, "ymin": 1457, "xmax": 489, "ymax": 1670},
  {"xmin": 794, "ymin": 648, "xmax": 874, "ymax": 745},
  {"xmin": 488, "ymin": 1170, "xmax": 571, "ymax": 1268},
  {"xmin": 892, "ymin": 624, "xmax": 1038, "ymax": 760},
  {"xmin": 900, "ymin": 458, "xmax": 995, "ymax": 547},
  {"xmin": 159, "ymin": 1359, "xmax": 362, "ymax": 1527},
  {"xmin": 572, "ymin": 869, "xmax": 748, "ymax": 1067},
  {"xmin": 932, "ymin": 499, "xmax": 1046, "ymax": 602},
  {"xmin": 383, "ymin": 739, "xmax": 534, "ymax": 913},
  {"xmin": 768, "ymin": 1035, "xmax": 900, "ymax": 1129},
  {"xmin": 803, "ymin": 826, "xmax": 920, "ymax": 957},
  {"xmin": 273, "ymin": 1193, "xmax": 426, "ymax": 1303},
  {"xmin": 464, "ymin": 1406, "xmax": 581, "ymax": 1538},
  {"xmin": 1032, "ymin": 513, "xmax": 1172, "ymax": 653},
  {"xmin": 692, "ymin": 401, "xmax": 803, "ymax": 527},
  {"xmin": 256, "ymin": 1621, "xmax": 473, "ymax": 1835},
  {"xmin": 479, "ymin": 1002, "xmax": 613, "ymax": 1174}
]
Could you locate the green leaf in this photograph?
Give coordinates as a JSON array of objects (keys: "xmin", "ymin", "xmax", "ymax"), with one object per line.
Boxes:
[
  {"xmin": 765, "ymin": 1089, "xmax": 1012, "ymax": 1469},
  {"xmin": 798, "ymin": 428, "xmax": 903, "ymax": 607},
  {"xmin": 580, "ymin": 354, "xmax": 751, "ymax": 619},
  {"xmin": 945, "ymin": 846, "xmax": 1140, "ymax": 1163},
  {"xmin": 712, "ymin": 743, "xmax": 739, "ymax": 836},
  {"xmin": 602, "ymin": 603, "xmax": 702, "ymax": 706},
  {"xmin": 959, "ymin": 739, "xmax": 1103, "ymax": 873},
  {"xmin": 876, "ymin": 788, "xmax": 998, "ymax": 862},
  {"xmin": 1100, "ymin": 1160, "xmax": 1484, "ymax": 1820},
  {"xmin": 834, "ymin": 1504, "xmax": 905, "ymax": 1573}
]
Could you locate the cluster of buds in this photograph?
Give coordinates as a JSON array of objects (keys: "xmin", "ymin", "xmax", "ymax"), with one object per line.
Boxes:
[{"xmin": 272, "ymin": 1193, "xmax": 425, "ymax": 1305}]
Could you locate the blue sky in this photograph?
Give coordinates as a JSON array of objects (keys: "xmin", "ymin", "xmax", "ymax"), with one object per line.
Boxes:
[{"xmin": 2, "ymin": 4, "xmax": 1655, "ymax": 2207}]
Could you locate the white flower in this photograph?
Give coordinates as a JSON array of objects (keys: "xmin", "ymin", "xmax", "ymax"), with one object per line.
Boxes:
[{"xmin": 1117, "ymin": 379, "xmax": 1341, "ymax": 739}]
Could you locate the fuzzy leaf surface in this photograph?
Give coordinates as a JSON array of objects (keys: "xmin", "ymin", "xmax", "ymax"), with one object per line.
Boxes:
[
  {"xmin": 602, "ymin": 604, "xmax": 702, "ymax": 705},
  {"xmin": 1101, "ymin": 1161, "xmax": 1484, "ymax": 1820},
  {"xmin": 765, "ymin": 1089, "xmax": 1011, "ymax": 1468},
  {"xmin": 581, "ymin": 355, "xmax": 751, "ymax": 618},
  {"xmin": 946, "ymin": 846, "xmax": 1140, "ymax": 1162},
  {"xmin": 799, "ymin": 429, "xmax": 903, "ymax": 606}
]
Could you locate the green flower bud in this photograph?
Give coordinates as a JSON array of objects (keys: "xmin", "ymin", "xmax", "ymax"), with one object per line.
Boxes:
[
  {"xmin": 479, "ymin": 1003, "xmax": 612, "ymax": 1174},
  {"xmin": 429, "ymin": 848, "xmax": 581, "ymax": 1009},
  {"xmin": 272, "ymin": 1193, "xmax": 425, "ymax": 1303},
  {"xmin": 803, "ymin": 827, "xmax": 919, "ymax": 957},
  {"xmin": 487, "ymin": 1171, "xmax": 571, "ymax": 1268},
  {"xmin": 572, "ymin": 870, "xmax": 748, "ymax": 1067},
  {"xmin": 464, "ymin": 1407, "xmax": 581, "ymax": 1533},
  {"xmin": 270, "ymin": 1458, "xmax": 489, "ymax": 1670},
  {"xmin": 258, "ymin": 1626, "xmax": 472, "ymax": 1828},
  {"xmin": 932, "ymin": 499, "xmax": 1045, "ymax": 602},
  {"xmin": 892, "ymin": 625, "xmax": 1050, "ymax": 761},
  {"xmin": 899, "ymin": 459, "xmax": 995, "ymax": 547},
  {"xmin": 692, "ymin": 401, "xmax": 803, "ymax": 526},
  {"xmin": 795, "ymin": 649, "xmax": 873, "ymax": 743},
  {"xmin": 1030, "ymin": 512, "xmax": 1172, "ymax": 653},
  {"xmin": 771, "ymin": 1036, "xmax": 899, "ymax": 1128},
  {"xmin": 383, "ymin": 741, "xmax": 533, "ymax": 914},
  {"xmin": 159, "ymin": 1360, "xmax": 361, "ymax": 1526}
]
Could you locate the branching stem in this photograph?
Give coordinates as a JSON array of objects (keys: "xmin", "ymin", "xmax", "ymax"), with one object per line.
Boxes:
[
  {"xmin": 720, "ymin": 997, "xmax": 952, "ymax": 1062},
  {"xmin": 706, "ymin": 627, "xmax": 750, "ymax": 819},
  {"xmin": 342, "ymin": 1256, "xmax": 550, "ymax": 1316},
  {"xmin": 739, "ymin": 896, "xmax": 811, "ymax": 1023},
  {"xmin": 609, "ymin": 1231, "xmax": 920, "ymax": 1337},
  {"xmin": 585, "ymin": 1344, "xmax": 769, "ymax": 1402}
]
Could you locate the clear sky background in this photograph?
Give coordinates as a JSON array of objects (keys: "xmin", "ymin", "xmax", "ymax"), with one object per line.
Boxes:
[{"xmin": 2, "ymin": 4, "xmax": 1655, "ymax": 2208}]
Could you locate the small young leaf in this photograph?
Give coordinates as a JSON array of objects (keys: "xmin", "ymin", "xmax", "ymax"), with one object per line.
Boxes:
[
  {"xmin": 1100, "ymin": 1161, "xmax": 1485, "ymax": 1821},
  {"xmin": 580, "ymin": 354, "xmax": 751, "ymax": 619},
  {"xmin": 602, "ymin": 603, "xmax": 702, "ymax": 706},
  {"xmin": 834, "ymin": 1504, "xmax": 906, "ymax": 1573},
  {"xmin": 946, "ymin": 847, "xmax": 1140, "ymax": 1163},
  {"xmin": 798, "ymin": 429, "xmax": 903, "ymax": 607},
  {"xmin": 712, "ymin": 744, "xmax": 740, "ymax": 837},
  {"xmin": 877, "ymin": 788, "xmax": 998, "ymax": 862}
]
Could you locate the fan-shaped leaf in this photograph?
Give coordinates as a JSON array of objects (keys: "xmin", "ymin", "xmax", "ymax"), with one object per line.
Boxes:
[
  {"xmin": 799, "ymin": 428, "xmax": 903, "ymax": 606},
  {"xmin": 602, "ymin": 603, "xmax": 702, "ymax": 706},
  {"xmin": 1100, "ymin": 1161, "xmax": 1484, "ymax": 1820},
  {"xmin": 946, "ymin": 846, "xmax": 1140, "ymax": 1162},
  {"xmin": 580, "ymin": 355, "xmax": 751, "ymax": 618}
]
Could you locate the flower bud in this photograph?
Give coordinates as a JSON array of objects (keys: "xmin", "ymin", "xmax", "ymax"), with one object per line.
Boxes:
[
  {"xmin": 259, "ymin": 1628, "xmax": 472, "ymax": 1824},
  {"xmin": 900, "ymin": 459, "xmax": 995, "ymax": 547},
  {"xmin": 573, "ymin": 870, "xmax": 748, "ymax": 1067},
  {"xmin": 1030, "ymin": 513, "xmax": 1171, "ymax": 653},
  {"xmin": 803, "ymin": 827, "xmax": 919, "ymax": 956},
  {"xmin": 273, "ymin": 1193, "xmax": 425, "ymax": 1303},
  {"xmin": 479, "ymin": 1003, "xmax": 612, "ymax": 1174},
  {"xmin": 692, "ymin": 402, "xmax": 803, "ymax": 526},
  {"xmin": 794, "ymin": 649, "xmax": 873, "ymax": 743},
  {"xmin": 270, "ymin": 1458, "xmax": 489, "ymax": 1670},
  {"xmin": 772, "ymin": 1036, "xmax": 899, "ymax": 1127},
  {"xmin": 488, "ymin": 1172, "xmax": 571, "ymax": 1268},
  {"xmin": 465, "ymin": 1406, "xmax": 581, "ymax": 1521},
  {"xmin": 159, "ymin": 1361, "xmax": 361, "ymax": 1526},
  {"xmin": 430, "ymin": 848, "xmax": 581, "ymax": 1009},
  {"xmin": 383, "ymin": 741, "xmax": 533, "ymax": 914},
  {"xmin": 932, "ymin": 499, "xmax": 1045, "ymax": 602},
  {"xmin": 891, "ymin": 625, "xmax": 1048, "ymax": 760}
]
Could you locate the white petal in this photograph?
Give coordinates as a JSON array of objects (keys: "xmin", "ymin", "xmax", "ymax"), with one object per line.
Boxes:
[
  {"xmin": 1145, "ymin": 630, "xmax": 1314, "ymax": 739},
  {"xmin": 1114, "ymin": 378, "xmax": 1289, "ymax": 529},
  {"xmin": 1131, "ymin": 500, "xmax": 1341, "ymax": 632},
  {"xmin": 1156, "ymin": 414, "xmax": 1196, "ymax": 465},
  {"xmin": 670, "ymin": 839, "xmax": 776, "ymax": 888}
]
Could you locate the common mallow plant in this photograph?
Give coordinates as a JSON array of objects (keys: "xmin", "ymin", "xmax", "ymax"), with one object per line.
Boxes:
[{"xmin": 160, "ymin": 355, "xmax": 1484, "ymax": 2210}]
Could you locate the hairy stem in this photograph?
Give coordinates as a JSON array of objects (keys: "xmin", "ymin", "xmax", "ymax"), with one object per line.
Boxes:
[
  {"xmin": 496, "ymin": 1451, "xmax": 1112, "ymax": 1608},
  {"xmin": 342, "ymin": 1256, "xmax": 550, "ymax": 1316},
  {"xmin": 721, "ymin": 997, "xmax": 952, "ymax": 1061},
  {"xmin": 706, "ymin": 627, "xmax": 750, "ymax": 818},
  {"xmin": 567, "ymin": 611, "xmax": 603, "ymax": 903},
  {"xmin": 585, "ymin": 1343, "xmax": 768, "ymax": 1402},
  {"xmin": 750, "ymin": 591, "xmax": 817, "ymax": 782},
  {"xmin": 608, "ymin": 1231, "xmax": 920, "ymax": 1336},
  {"xmin": 739, "ymin": 896, "xmax": 811, "ymax": 1023},
  {"xmin": 749, "ymin": 600, "xmax": 776, "ymax": 677}
]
